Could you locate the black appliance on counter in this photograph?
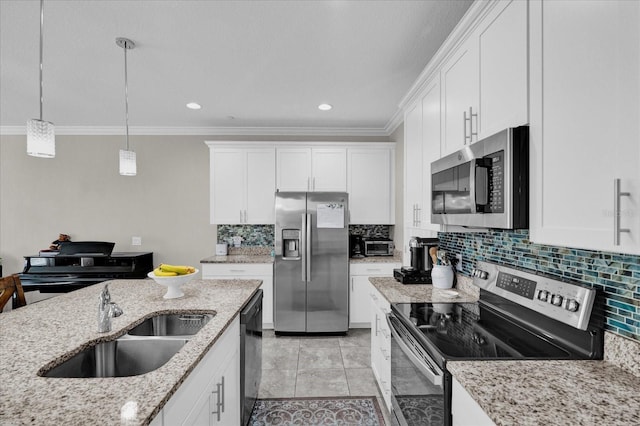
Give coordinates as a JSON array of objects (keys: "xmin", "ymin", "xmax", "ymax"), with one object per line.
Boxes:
[
  {"xmin": 349, "ymin": 235, "xmax": 365, "ymax": 258},
  {"xmin": 393, "ymin": 237, "xmax": 438, "ymax": 284},
  {"xmin": 387, "ymin": 260, "xmax": 603, "ymax": 426},
  {"xmin": 20, "ymin": 241, "xmax": 153, "ymax": 293}
]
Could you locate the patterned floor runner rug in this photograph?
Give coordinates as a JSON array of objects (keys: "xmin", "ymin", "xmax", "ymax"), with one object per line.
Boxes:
[{"xmin": 249, "ymin": 396, "xmax": 385, "ymax": 426}]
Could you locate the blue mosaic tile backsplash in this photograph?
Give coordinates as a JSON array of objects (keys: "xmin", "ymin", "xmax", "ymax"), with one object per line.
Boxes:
[
  {"xmin": 217, "ymin": 225, "xmax": 274, "ymax": 247},
  {"xmin": 438, "ymin": 230, "xmax": 640, "ymax": 342}
]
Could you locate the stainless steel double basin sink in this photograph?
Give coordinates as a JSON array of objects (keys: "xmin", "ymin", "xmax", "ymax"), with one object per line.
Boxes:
[{"xmin": 41, "ymin": 313, "xmax": 214, "ymax": 378}]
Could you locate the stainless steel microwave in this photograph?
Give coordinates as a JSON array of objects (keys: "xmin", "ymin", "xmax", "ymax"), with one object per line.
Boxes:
[{"xmin": 430, "ymin": 126, "xmax": 529, "ymax": 229}]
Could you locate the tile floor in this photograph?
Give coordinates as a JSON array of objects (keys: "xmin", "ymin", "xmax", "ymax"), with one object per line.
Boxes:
[{"xmin": 259, "ymin": 328, "xmax": 390, "ymax": 423}]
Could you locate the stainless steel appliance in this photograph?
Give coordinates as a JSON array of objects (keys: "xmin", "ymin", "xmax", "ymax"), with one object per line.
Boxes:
[
  {"xmin": 431, "ymin": 126, "xmax": 529, "ymax": 229},
  {"xmin": 240, "ymin": 289, "xmax": 262, "ymax": 426},
  {"xmin": 387, "ymin": 260, "xmax": 603, "ymax": 426},
  {"xmin": 363, "ymin": 239, "xmax": 394, "ymax": 256},
  {"xmin": 274, "ymin": 192, "xmax": 349, "ymax": 333},
  {"xmin": 393, "ymin": 237, "xmax": 438, "ymax": 284}
]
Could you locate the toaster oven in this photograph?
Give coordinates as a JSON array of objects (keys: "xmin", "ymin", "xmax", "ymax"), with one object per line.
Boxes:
[{"xmin": 364, "ymin": 239, "xmax": 394, "ymax": 256}]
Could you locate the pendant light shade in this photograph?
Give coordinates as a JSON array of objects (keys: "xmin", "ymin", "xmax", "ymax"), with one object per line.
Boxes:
[
  {"xmin": 119, "ymin": 149, "xmax": 137, "ymax": 176},
  {"xmin": 117, "ymin": 37, "xmax": 136, "ymax": 176},
  {"xmin": 27, "ymin": 0, "xmax": 55, "ymax": 158},
  {"xmin": 27, "ymin": 119, "xmax": 55, "ymax": 158}
]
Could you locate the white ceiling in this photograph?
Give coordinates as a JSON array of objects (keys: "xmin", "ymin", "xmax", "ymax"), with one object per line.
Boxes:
[{"xmin": 0, "ymin": 0, "xmax": 472, "ymax": 136}]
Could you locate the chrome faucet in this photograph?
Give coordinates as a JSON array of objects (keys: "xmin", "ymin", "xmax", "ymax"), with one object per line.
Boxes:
[{"xmin": 98, "ymin": 284, "xmax": 123, "ymax": 333}]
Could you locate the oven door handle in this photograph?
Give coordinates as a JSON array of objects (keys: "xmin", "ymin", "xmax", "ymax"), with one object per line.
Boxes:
[{"xmin": 386, "ymin": 314, "xmax": 443, "ymax": 386}]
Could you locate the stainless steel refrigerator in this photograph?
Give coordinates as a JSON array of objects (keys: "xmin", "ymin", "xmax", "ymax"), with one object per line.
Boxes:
[{"xmin": 274, "ymin": 192, "xmax": 349, "ymax": 333}]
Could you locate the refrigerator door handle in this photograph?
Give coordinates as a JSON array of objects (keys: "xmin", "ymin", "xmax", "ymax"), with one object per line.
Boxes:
[
  {"xmin": 301, "ymin": 213, "xmax": 307, "ymax": 282},
  {"xmin": 305, "ymin": 213, "xmax": 312, "ymax": 281}
]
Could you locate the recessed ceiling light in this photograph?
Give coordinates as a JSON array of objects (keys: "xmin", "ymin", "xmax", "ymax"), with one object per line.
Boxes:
[
  {"xmin": 318, "ymin": 103, "xmax": 332, "ymax": 111},
  {"xmin": 186, "ymin": 102, "xmax": 201, "ymax": 110}
]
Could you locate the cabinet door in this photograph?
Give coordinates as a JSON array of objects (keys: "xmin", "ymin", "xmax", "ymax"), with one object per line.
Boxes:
[
  {"xmin": 349, "ymin": 275, "xmax": 372, "ymax": 326},
  {"xmin": 530, "ymin": 0, "xmax": 640, "ymax": 254},
  {"xmin": 421, "ymin": 77, "xmax": 442, "ymax": 231},
  {"xmin": 211, "ymin": 149, "xmax": 245, "ymax": 224},
  {"xmin": 441, "ymin": 36, "xmax": 479, "ymax": 156},
  {"xmin": 348, "ymin": 148, "xmax": 394, "ymax": 224},
  {"xmin": 213, "ymin": 346, "xmax": 240, "ymax": 426},
  {"xmin": 311, "ymin": 148, "xmax": 347, "ymax": 191},
  {"xmin": 478, "ymin": 0, "xmax": 528, "ymax": 139},
  {"xmin": 246, "ymin": 148, "xmax": 276, "ymax": 224},
  {"xmin": 404, "ymin": 102, "xmax": 423, "ymax": 228},
  {"xmin": 452, "ymin": 377, "xmax": 495, "ymax": 426},
  {"xmin": 276, "ymin": 148, "xmax": 311, "ymax": 191}
]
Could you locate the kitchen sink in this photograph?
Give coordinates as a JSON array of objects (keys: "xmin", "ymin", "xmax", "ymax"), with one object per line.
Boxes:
[
  {"xmin": 41, "ymin": 336, "xmax": 189, "ymax": 378},
  {"xmin": 127, "ymin": 313, "xmax": 214, "ymax": 336}
]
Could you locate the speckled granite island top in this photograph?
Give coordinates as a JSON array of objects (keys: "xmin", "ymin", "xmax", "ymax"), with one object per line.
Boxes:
[
  {"xmin": 200, "ymin": 254, "xmax": 274, "ymax": 264},
  {"xmin": 368, "ymin": 276, "xmax": 479, "ymax": 303},
  {"xmin": 0, "ymin": 278, "xmax": 261, "ymax": 426}
]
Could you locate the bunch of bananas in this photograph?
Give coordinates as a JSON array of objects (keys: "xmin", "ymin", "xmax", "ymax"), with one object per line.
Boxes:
[{"xmin": 153, "ymin": 264, "xmax": 196, "ymax": 277}]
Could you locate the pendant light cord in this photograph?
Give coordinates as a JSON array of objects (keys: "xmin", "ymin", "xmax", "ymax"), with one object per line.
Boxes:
[
  {"xmin": 123, "ymin": 40, "xmax": 130, "ymax": 152},
  {"xmin": 39, "ymin": 0, "xmax": 44, "ymax": 121}
]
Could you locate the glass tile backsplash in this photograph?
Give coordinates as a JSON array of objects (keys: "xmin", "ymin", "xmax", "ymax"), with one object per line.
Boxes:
[{"xmin": 438, "ymin": 230, "xmax": 640, "ymax": 341}]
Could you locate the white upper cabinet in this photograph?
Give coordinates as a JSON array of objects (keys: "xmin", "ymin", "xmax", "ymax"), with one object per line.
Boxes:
[
  {"xmin": 348, "ymin": 147, "xmax": 395, "ymax": 224},
  {"xmin": 436, "ymin": 0, "xmax": 529, "ymax": 157},
  {"xmin": 421, "ymin": 77, "xmax": 442, "ymax": 231},
  {"xmin": 529, "ymin": 0, "xmax": 640, "ymax": 254},
  {"xmin": 277, "ymin": 147, "xmax": 347, "ymax": 192},
  {"xmin": 404, "ymin": 101, "xmax": 424, "ymax": 228},
  {"xmin": 441, "ymin": 35, "xmax": 479, "ymax": 156},
  {"xmin": 208, "ymin": 144, "xmax": 275, "ymax": 224},
  {"xmin": 477, "ymin": 0, "xmax": 529, "ymax": 139}
]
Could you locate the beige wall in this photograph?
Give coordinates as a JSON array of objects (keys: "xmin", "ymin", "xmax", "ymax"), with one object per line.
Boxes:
[{"xmin": 0, "ymin": 134, "xmax": 394, "ymax": 276}]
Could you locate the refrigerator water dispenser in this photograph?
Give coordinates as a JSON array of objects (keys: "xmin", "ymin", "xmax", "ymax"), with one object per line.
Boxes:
[{"xmin": 282, "ymin": 229, "xmax": 301, "ymax": 259}]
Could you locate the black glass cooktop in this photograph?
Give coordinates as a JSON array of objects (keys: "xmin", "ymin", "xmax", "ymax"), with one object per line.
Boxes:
[{"xmin": 392, "ymin": 302, "xmax": 571, "ymax": 365}]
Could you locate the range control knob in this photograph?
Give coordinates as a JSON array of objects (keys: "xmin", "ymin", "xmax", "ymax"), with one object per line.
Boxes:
[
  {"xmin": 537, "ymin": 290, "xmax": 549, "ymax": 302},
  {"xmin": 566, "ymin": 299, "xmax": 580, "ymax": 312},
  {"xmin": 551, "ymin": 294, "xmax": 563, "ymax": 307}
]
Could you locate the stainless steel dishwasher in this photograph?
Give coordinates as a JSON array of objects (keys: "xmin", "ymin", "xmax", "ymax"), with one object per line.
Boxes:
[{"xmin": 240, "ymin": 289, "xmax": 263, "ymax": 425}]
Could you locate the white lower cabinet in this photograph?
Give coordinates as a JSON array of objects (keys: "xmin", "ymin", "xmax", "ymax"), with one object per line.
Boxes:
[
  {"xmin": 349, "ymin": 262, "xmax": 400, "ymax": 327},
  {"xmin": 201, "ymin": 263, "xmax": 274, "ymax": 329},
  {"xmin": 369, "ymin": 285, "xmax": 391, "ymax": 411},
  {"xmin": 157, "ymin": 317, "xmax": 240, "ymax": 426},
  {"xmin": 451, "ymin": 377, "xmax": 495, "ymax": 426}
]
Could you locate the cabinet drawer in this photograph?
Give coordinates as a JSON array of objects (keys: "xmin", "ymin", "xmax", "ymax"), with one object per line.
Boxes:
[
  {"xmin": 350, "ymin": 262, "xmax": 399, "ymax": 276},
  {"xmin": 201, "ymin": 263, "xmax": 272, "ymax": 278}
]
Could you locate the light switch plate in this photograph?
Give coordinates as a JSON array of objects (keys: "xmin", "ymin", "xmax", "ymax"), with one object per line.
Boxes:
[
  {"xmin": 455, "ymin": 253, "xmax": 463, "ymax": 272},
  {"xmin": 132, "ymin": 236, "xmax": 142, "ymax": 246}
]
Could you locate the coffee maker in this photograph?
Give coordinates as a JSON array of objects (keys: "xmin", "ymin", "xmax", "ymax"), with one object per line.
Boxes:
[
  {"xmin": 394, "ymin": 237, "xmax": 439, "ymax": 284},
  {"xmin": 349, "ymin": 235, "xmax": 365, "ymax": 258}
]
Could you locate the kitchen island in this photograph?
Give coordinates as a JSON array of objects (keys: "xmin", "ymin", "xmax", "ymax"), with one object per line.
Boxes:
[{"xmin": 0, "ymin": 277, "xmax": 261, "ymax": 425}]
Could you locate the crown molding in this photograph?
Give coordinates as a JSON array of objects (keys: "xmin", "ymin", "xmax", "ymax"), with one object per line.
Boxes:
[
  {"xmin": 397, "ymin": 0, "xmax": 497, "ymax": 112},
  {"xmin": 0, "ymin": 125, "xmax": 392, "ymax": 137}
]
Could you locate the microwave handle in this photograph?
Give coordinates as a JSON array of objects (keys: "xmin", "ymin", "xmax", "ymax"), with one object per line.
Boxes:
[{"xmin": 471, "ymin": 159, "xmax": 490, "ymax": 209}]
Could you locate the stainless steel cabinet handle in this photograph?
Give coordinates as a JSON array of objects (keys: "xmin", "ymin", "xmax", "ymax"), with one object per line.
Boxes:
[
  {"xmin": 416, "ymin": 205, "xmax": 421, "ymax": 226},
  {"xmin": 469, "ymin": 107, "xmax": 478, "ymax": 142},
  {"xmin": 351, "ymin": 277, "xmax": 354, "ymax": 292},
  {"xmin": 220, "ymin": 375, "xmax": 225, "ymax": 413},
  {"xmin": 614, "ymin": 178, "xmax": 631, "ymax": 245},
  {"xmin": 239, "ymin": 210, "xmax": 243, "ymax": 223},
  {"xmin": 307, "ymin": 177, "xmax": 310, "ymax": 191},
  {"xmin": 366, "ymin": 269, "xmax": 382, "ymax": 273},
  {"xmin": 313, "ymin": 177, "xmax": 316, "ymax": 191},
  {"xmin": 211, "ymin": 379, "xmax": 223, "ymax": 421},
  {"xmin": 230, "ymin": 269, "xmax": 246, "ymax": 273},
  {"xmin": 463, "ymin": 110, "xmax": 468, "ymax": 144},
  {"xmin": 374, "ymin": 313, "xmax": 379, "ymax": 336}
]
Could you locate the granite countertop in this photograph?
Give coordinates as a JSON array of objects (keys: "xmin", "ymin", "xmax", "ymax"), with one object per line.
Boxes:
[
  {"xmin": 200, "ymin": 254, "xmax": 274, "ymax": 264},
  {"xmin": 369, "ymin": 275, "xmax": 479, "ymax": 304},
  {"xmin": 448, "ymin": 355, "xmax": 640, "ymax": 425},
  {"xmin": 349, "ymin": 252, "xmax": 402, "ymax": 264},
  {"xmin": 0, "ymin": 278, "xmax": 262, "ymax": 425}
]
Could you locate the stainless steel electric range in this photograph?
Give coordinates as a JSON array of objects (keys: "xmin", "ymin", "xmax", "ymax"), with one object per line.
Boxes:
[{"xmin": 387, "ymin": 261, "xmax": 604, "ymax": 426}]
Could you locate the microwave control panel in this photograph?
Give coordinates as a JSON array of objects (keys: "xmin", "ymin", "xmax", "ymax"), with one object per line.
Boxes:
[{"xmin": 486, "ymin": 150, "xmax": 505, "ymax": 213}]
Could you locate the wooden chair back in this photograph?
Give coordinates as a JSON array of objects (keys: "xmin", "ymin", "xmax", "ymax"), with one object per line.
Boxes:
[{"xmin": 0, "ymin": 274, "xmax": 27, "ymax": 312}]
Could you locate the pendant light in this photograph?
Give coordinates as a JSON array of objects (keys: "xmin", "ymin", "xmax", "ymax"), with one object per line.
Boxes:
[
  {"xmin": 117, "ymin": 37, "xmax": 136, "ymax": 176},
  {"xmin": 27, "ymin": 0, "xmax": 55, "ymax": 158}
]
